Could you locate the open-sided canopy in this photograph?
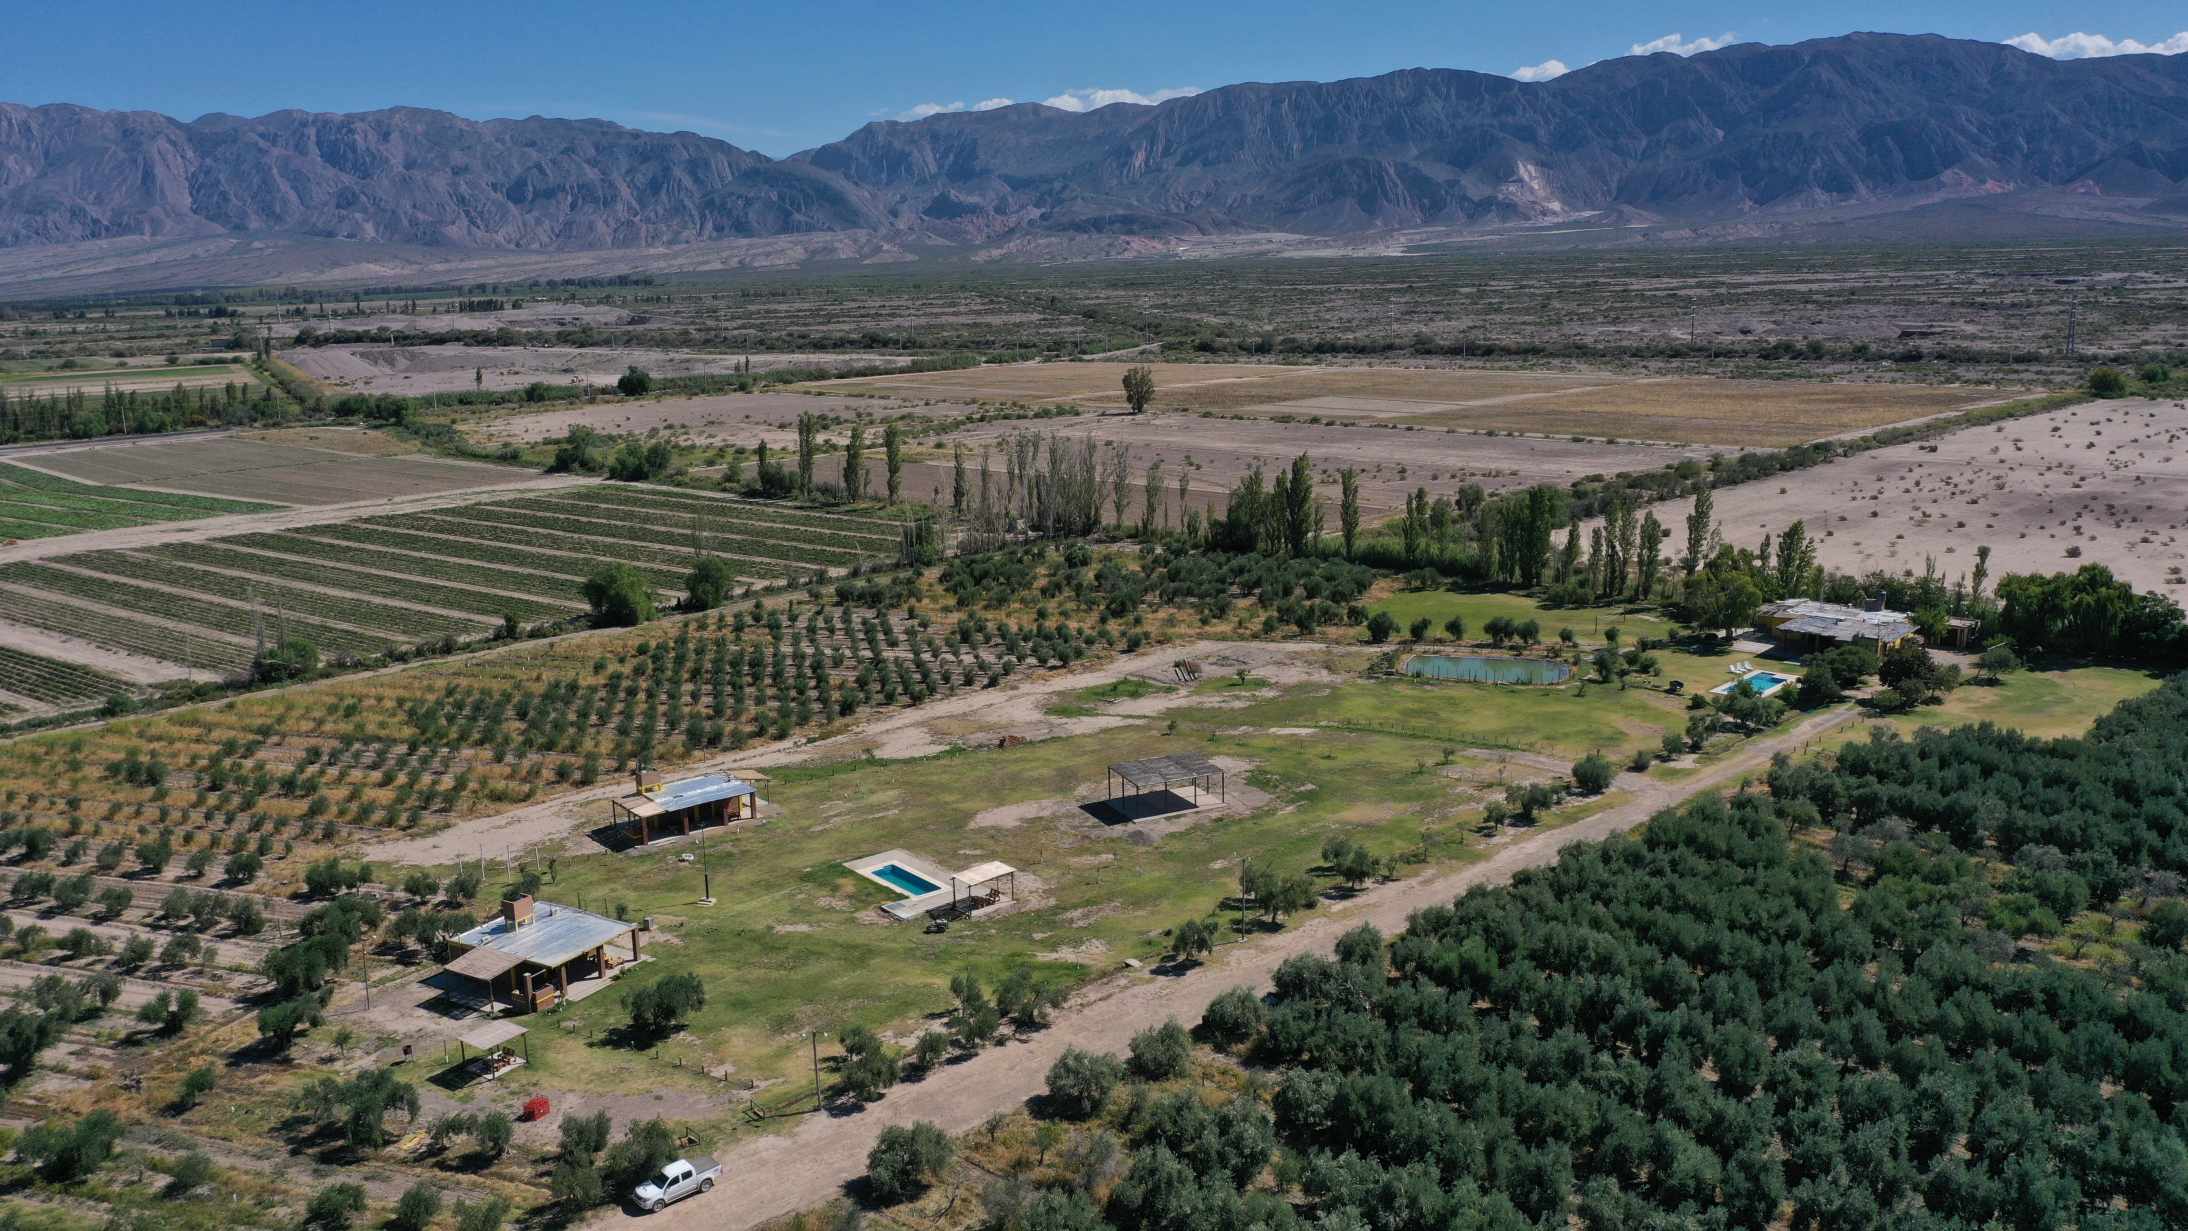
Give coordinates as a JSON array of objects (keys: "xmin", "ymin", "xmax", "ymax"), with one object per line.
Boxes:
[
  {"xmin": 458, "ymin": 1019, "xmax": 528, "ymax": 1052},
  {"xmin": 1109, "ymin": 753, "xmax": 1224, "ymax": 793},
  {"xmin": 616, "ymin": 772, "xmax": 756, "ymax": 819},
  {"xmin": 953, "ymin": 861, "xmax": 1016, "ymax": 888},
  {"xmin": 450, "ymin": 901, "xmax": 636, "ymax": 972}
]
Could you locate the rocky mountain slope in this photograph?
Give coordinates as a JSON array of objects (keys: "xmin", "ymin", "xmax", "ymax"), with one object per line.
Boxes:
[{"xmin": 1, "ymin": 33, "xmax": 2184, "ymax": 268}]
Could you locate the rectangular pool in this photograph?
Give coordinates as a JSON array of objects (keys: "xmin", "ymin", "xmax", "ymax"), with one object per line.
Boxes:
[
  {"xmin": 1712, "ymin": 670, "xmax": 1795, "ymax": 697},
  {"xmin": 871, "ymin": 863, "xmax": 942, "ymax": 896}
]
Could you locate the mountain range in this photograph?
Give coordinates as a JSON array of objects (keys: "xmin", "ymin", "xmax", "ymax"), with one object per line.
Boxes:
[{"xmin": 2, "ymin": 32, "xmax": 2186, "ymax": 291}]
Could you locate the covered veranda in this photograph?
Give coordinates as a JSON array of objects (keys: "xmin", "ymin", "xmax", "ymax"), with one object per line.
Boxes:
[
  {"xmin": 442, "ymin": 897, "xmax": 642, "ymax": 1014},
  {"xmin": 1106, "ymin": 753, "xmax": 1226, "ymax": 806}
]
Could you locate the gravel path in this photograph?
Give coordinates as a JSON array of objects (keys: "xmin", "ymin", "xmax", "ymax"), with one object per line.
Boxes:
[{"xmin": 591, "ymin": 703, "xmax": 1862, "ymax": 1231}]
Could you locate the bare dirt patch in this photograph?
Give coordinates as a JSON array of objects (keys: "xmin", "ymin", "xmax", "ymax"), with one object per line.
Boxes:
[
  {"xmin": 1643, "ymin": 397, "xmax": 2188, "ymax": 594},
  {"xmin": 18, "ymin": 436, "xmax": 526, "ymax": 505},
  {"xmin": 285, "ymin": 344, "xmax": 912, "ymax": 396},
  {"xmin": 466, "ymin": 391, "xmax": 971, "ymax": 447}
]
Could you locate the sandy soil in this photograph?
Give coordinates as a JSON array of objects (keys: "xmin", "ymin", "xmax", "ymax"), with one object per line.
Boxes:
[
  {"xmin": 606, "ymin": 702, "xmax": 1865, "ymax": 1231},
  {"xmin": 1644, "ymin": 397, "xmax": 2188, "ymax": 594},
  {"xmin": 467, "ymin": 391, "xmax": 966, "ymax": 446},
  {"xmin": 933, "ymin": 409, "xmax": 1712, "ymax": 516},
  {"xmin": 284, "ymin": 344, "xmax": 911, "ymax": 396},
  {"xmin": 14, "ymin": 436, "xmax": 531, "ymax": 506},
  {"xmin": 0, "ymin": 621, "xmax": 199, "ymax": 683},
  {"xmin": 274, "ymin": 303, "xmax": 636, "ymax": 337},
  {"xmin": 0, "ymin": 365, "xmax": 257, "ymax": 399}
]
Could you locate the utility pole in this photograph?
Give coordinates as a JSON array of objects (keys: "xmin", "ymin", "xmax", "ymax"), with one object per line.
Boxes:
[
  {"xmin": 697, "ymin": 826, "xmax": 714, "ymax": 906},
  {"xmin": 810, "ymin": 1031, "xmax": 821, "ymax": 1106},
  {"xmin": 2066, "ymin": 297, "xmax": 2078, "ymax": 360}
]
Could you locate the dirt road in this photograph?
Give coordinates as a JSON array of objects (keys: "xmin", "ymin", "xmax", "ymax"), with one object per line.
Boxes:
[{"xmin": 590, "ymin": 704, "xmax": 1862, "ymax": 1231}]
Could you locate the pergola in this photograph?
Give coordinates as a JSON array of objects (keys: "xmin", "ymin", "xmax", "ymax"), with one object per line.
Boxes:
[
  {"xmin": 1106, "ymin": 752, "xmax": 1226, "ymax": 806},
  {"xmin": 455, "ymin": 1019, "xmax": 529, "ymax": 1066},
  {"xmin": 610, "ymin": 772, "xmax": 757, "ymax": 846}
]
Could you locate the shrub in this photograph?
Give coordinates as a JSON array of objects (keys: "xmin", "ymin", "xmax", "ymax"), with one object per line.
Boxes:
[
  {"xmin": 304, "ymin": 1183, "xmax": 368, "ymax": 1230},
  {"xmin": 454, "ymin": 1195, "xmax": 513, "ymax": 1231},
  {"xmin": 2086, "ymin": 366, "xmax": 2128, "ymax": 397},
  {"xmin": 19, "ymin": 1110, "xmax": 124, "ymax": 1181},
  {"xmin": 866, "ymin": 1122, "xmax": 953, "ymax": 1204},
  {"xmin": 1045, "ymin": 1047, "xmax": 1124, "ymax": 1119},
  {"xmin": 1571, "ymin": 752, "xmax": 1615, "ymax": 795},
  {"xmin": 473, "ymin": 1110, "xmax": 514, "ymax": 1159},
  {"xmin": 176, "ymin": 1065, "xmax": 217, "ymax": 1110},
  {"xmin": 2147, "ymin": 900, "xmax": 2188, "ymax": 952},
  {"xmin": 392, "ymin": 1184, "xmax": 442, "ymax": 1231},
  {"xmin": 1365, "ymin": 611, "xmax": 1397, "ymax": 643},
  {"xmin": 165, "ymin": 1150, "xmax": 215, "ymax": 1196},
  {"xmin": 685, "ymin": 557, "xmax": 737, "ymax": 612},
  {"xmin": 1127, "ymin": 1019, "xmax": 1193, "ymax": 1081},
  {"xmin": 617, "ymin": 365, "xmax": 654, "ymax": 396},
  {"xmin": 1199, "ymin": 987, "xmax": 1268, "ymax": 1050}
]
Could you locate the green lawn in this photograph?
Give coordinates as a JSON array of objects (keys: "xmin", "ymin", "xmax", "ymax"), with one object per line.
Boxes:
[
  {"xmin": 419, "ymin": 662, "xmax": 1698, "ymax": 1131},
  {"xmin": 1817, "ymin": 665, "xmax": 2164, "ymax": 752},
  {"xmin": 1368, "ymin": 589, "xmax": 1678, "ymax": 646}
]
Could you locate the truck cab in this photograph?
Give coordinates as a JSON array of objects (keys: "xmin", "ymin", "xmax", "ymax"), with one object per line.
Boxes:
[{"xmin": 634, "ymin": 1156, "xmax": 719, "ymax": 1212}]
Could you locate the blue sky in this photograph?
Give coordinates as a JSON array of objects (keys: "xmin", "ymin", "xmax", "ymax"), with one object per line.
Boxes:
[{"xmin": 8, "ymin": 1, "xmax": 2185, "ymax": 155}]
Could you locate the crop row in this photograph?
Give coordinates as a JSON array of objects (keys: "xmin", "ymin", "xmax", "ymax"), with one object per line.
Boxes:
[
  {"xmin": 0, "ymin": 587, "xmax": 252, "ymax": 672},
  {"xmin": 0, "ymin": 645, "xmax": 131, "ymax": 705},
  {"xmin": 375, "ymin": 513, "xmax": 763, "ymax": 582},
  {"xmin": 455, "ymin": 504, "xmax": 866, "ymax": 567},
  {"xmin": 237, "ymin": 530, "xmax": 593, "ymax": 603},
  {"xmin": 0, "ymin": 462, "xmax": 273, "ymax": 516},
  {"xmin": 512, "ymin": 493, "xmax": 898, "ymax": 553},
  {"xmin": 0, "ymin": 563, "xmax": 393, "ymax": 661},
  {"xmin": 67, "ymin": 551, "xmax": 488, "ymax": 641},
  {"xmin": 0, "ymin": 499, "xmax": 160, "ymax": 532},
  {"xmin": 299, "ymin": 522, "xmax": 695, "ymax": 592},
  {"xmin": 0, "ymin": 516, "xmax": 77, "ymax": 542},
  {"xmin": 161, "ymin": 542, "xmax": 579, "ymax": 625},
  {"xmin": 530, "ymin": 486, "xmax": 903, "ymax": 541}
]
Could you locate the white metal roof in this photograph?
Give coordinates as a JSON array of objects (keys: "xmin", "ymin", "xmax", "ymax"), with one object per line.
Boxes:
[{"xmin": 451, "ymin": 901, "xmax": 635, "ymax": 970}]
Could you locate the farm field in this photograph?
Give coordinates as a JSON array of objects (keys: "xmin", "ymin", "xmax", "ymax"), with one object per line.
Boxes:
[
  {"xmin": 1635, "ymin": 396, "xmax": 2188, "ymax": 594},
  {"xmin": 0, "ymin": 461, "xmax": 277, "ymax": 541},
  {"xmin": 19, "ymin": 435, "xmax": 531, "ymax": 505},
  {"xmin": 0, "ymin": 483, "xmax": 905, "ymax": 684},
  {"xmin": 818, "ymin": 361, "xmax": 2010, "ymax": 446},
  {"xmin": 466, "ymin": 390, "xmax": 973, "ymax": 447},
  {"xmin": 0, "ymin": 361, "xmax": 258, "ymax": 397},
  {"xmin": 284, "ymin": 343, "xmax": 913, "ymax": 395}
]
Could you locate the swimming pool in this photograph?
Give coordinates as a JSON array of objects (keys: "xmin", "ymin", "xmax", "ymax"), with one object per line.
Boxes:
[
  {"xmin": 1711, "ymin": 670, "xmax": 1795, "ymax": 697},
  {"xmin": 870, "ymin": 863, "xmax": 942, "ymax": 896},
  {"xmin": 1405, "ymin": 654, "xmax": 1573, "ymax": 685}
]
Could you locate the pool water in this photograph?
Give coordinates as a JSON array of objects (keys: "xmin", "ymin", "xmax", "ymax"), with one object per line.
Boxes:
[
  {"xmin": 872, "ymin": 863, "xmax": 941, "ymax": 896},
  {"xmin": 1713, "ymin": 670, "xmax": 1795, "ymax": 696},
  {"xmin": 1405, "ymin": 654, "xmax": 1573, "ymax": 685}
]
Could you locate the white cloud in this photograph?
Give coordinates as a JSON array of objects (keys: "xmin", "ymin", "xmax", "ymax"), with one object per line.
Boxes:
[
  {"xmin": 1039, "ymin": 86, "xmax": 1201, "ymax": 113},
  {"xmin": 898, "ymin": 100, "xmax": 966, "ymax": 120},
  {"xmin": 1629, "ymin": 31, "xmax": 1738, "ymax": 57},
  {"xmin": 1510, "ymin": 58, "xmax": 1570, "ymax": 82},
  {"xmin": 973, "ymin": 98, "xmax": 1014, "ymax": 110},
  {"xmin": 2005, "ymin": 30, "xmax": 2188, "ymax": 59}
]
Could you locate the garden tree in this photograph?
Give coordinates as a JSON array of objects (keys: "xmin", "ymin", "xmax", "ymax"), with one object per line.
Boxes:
[
  {"xmin": 952, "ymin": 443, "xmax": 970, "ymax": 516},
  {"xmin": 1338, "ymin": 468, "xmax": 1360, "ymax": 558},
  {"xmin": 560, "ymin": 1109, "xmax": 613, "ymax": 1160},
  {"xmin": 843, "ymin": 424, "xmax": 867, "ymax": 499},
  {"xmin": 1320, "ymin": 836, "xmax": 1374, "ymax": 888},
  {"xmin": 1281, "ymin": 452, "xmax": 1320, "ymax": 557},
  {"xmin": 0, "ymin": 1008, "xmax": 60, "ymax": 1091},
  {"xmin": 2146, "ymin": 900, "xmax": 2188, "ymax": 952},
  {"xmin": 1996, "ymin": 564, "xmax": 2188, "ymax": 662},
  {"xmin": 304, "ymin": 1184, "xmax": 368, "ymax": 1230},
  {"xmin": 1878, "ymin": 641, "xmax": 1954, "ymax": 705},
  {"xmin": 1977, "ymin": 640, "xmax": 2022, "ymax": 683},
  {"xmin": 885, "ymin": 422, "xmax": 904, "ymax": 505},
  {"xmin": 176, "ymin": 1065, "xmax": 217, "ymax": 1110},
  {"xmin": 684, "ymin": 556, "xmax": 736, "ymax": 611},
  {"xmin": 1795, "ymin": 660, "xmax": 1844, "ymax": 707},
  {"xmin": 582, "ymin": 563, "xmax": 657, "ymax": 627},
  {"xmin": 867, "ymin": 1121, "xmax": 954, "ymax": 1204},
  {"xmin": 1409, "ymin": 616, "xmax": 1431, "ymax": 642},
  {"xmin": 602, "ymin": 1118, "xmax": 679, "ymax": 1196},
  {"xmin": 794, "ymin": 411, "xmax": 819, "ymax": 495},
  {"xmin": 223, "ymin": 850, "xmax": 262, "ymax": 883},
  {"xmin": 252, "ymin": 636, "xmax": 318, "ymax": 683},
  {"xmin": 1121, "ymin": 365, "xmax": 1155, "ymax": 414},
  {"xmin": 1170, "ymin": 917, "xmax": 1216, "ymax": 962},
  {"xmin": 606, "ymin": 439, "xmax": 673, "ymax": 481},
  {"xmin": 912, "ymin": 1029, "xmax": 952, "ymax": 1071},
  {"xmin": 472, "ymin": 1110, "xmax": 514, "ymax": 1159},
  {"xmin": 626, "ymin": 972, "xmax": 705, "ymax": 1039},
  {"xmin": 1636, "ymin": 511, "xmax": 1666, "ymax": 597},
  {"xmin": 617, "ymin": 365, "xmax": 653, "ymax": 396},
  {"xmin": 1200, "ymin": 986, "xmax": 1268, "ymax": 1050},
  {"xmin": 136, "ymin": 988, "xmax": 199, "ymax": 1036},
  {"xmin": 1127, "ymin": 1019, "xmax": 1194, "ymax": 1080},
  {"xmin": 1682, "ymin": 484, "xmax": 1714, "ymax": 576},
  {"xmin": 839, "ymin": 1025, "xmax": 902, "ymax": 1102},
  {"xmin": 951, "ymin": 972, "xmax": 1003, "ymax": 1047},
  {"xmin": 18, "ymin": 1111, "xmax": 124, "ymax": 1182},
  {"xmin": 1364, "ymin": 611, "xmax": 1396, "ymax": 644},
  {"xmin": 295, "ymin": 1067, "xmax": 420, "ymax": 1150},
  {"xmin": 1772, "ymin": 519, "xmax": 1818, "ymax": 596},
  {"xmin": 1443, "ymin": 615, "xmax": 1465, "ymax": 641},
  {"xmin": 1044, "ymin": 1047, "xmax": 1124, "ymax": 1119},
  {"xmin": 1141, "ymin": 458, "xmax": 1165, "ymax": 534},
  {"xmin": 392, "ymin": 1184, "xmax": 441, "ymax": 1231},
  {"xmin": 996, "ymin": 966, "xmax": 1065, "ymax": 1029},
  {"xmin": 1680, "ymin": 559, "xmax": 1763, "ymax": 638},
  {"xmin": 1570, "ymin": 752, "xmax": 1615, "ymax": 795},
  {"xmin": 550, "ymin": 425, "xmax": 604, "ymax": 473}
]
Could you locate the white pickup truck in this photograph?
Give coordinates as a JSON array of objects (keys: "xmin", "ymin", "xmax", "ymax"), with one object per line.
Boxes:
[{"xmin": 633, "ymin": 1156, "xmax": 720, "ymax": 1212}]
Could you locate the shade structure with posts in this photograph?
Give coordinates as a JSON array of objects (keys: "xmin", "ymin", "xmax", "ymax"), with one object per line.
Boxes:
[
  {"xmin": 1106, "ymin": 752, "xmax": 1226, "ymax": 806},
  {"xmin": 610, "ymin": 771, "xmax": 759, "ymax": 846}
]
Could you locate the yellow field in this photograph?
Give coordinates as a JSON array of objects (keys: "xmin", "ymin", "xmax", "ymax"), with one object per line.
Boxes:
[{"xmin": 818, "ymin": 362, "xmax": 2010, "ymax": 446}]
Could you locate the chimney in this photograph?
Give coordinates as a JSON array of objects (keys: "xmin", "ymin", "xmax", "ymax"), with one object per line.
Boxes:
[
  {"xmin": 1866, "ymin": 591, "xmax": 1886, "ymax": 613},
  {"xmin": 502, "ymin": 893, "xmax": 535, "ymax": 928}
]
